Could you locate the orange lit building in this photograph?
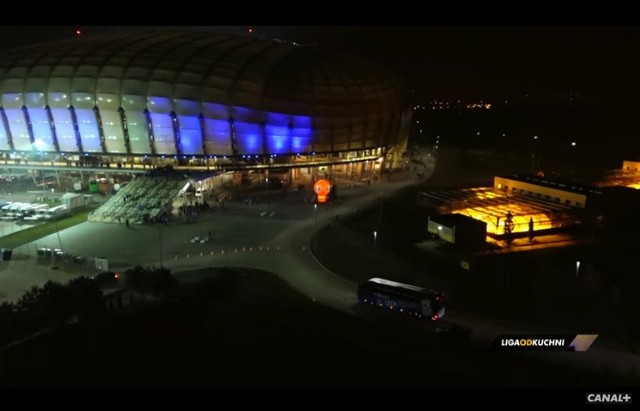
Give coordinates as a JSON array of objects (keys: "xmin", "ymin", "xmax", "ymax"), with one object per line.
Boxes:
[
  {"xmin": 596, "ymin": 160, "xmax": 640, "ymax": 190},
  {"xmin": 419, "ymin": 175, "xmax": 593, "ymax": 238}
]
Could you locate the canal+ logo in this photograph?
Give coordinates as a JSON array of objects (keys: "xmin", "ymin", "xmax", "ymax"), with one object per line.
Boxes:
[{"xmin": 586, "ymin": 393, "xmax": 632, "ymax": 405}]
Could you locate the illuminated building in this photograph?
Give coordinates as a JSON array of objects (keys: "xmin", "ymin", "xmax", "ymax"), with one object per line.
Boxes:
[
  {"xmin": 493, "ymin": 175, "xmax": 590, "ymax": 208},
  {"xmin": 420, "ymin": 175, "xmax": 596, "ymax": 238},
  {"xmin": 622, "ymin": 160, "xmax": 640, "ymax": 172},
  {"xmin": 427, "ymin": 214, "xmax": 487, "ymax": 245},
  {"xmin": 0, "ymin": 31, "xmax": 411, "ymax": 172},
  {"xmin": 597, "ymin": 160, "xmax": 640, "ymax": 190}
]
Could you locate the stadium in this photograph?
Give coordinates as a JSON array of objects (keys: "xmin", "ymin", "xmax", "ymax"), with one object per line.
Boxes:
[
  {"xmin": 0, "ymin": 31, "xmax": 412, "ymax": 174},
  {"xmin": 0, "ymin": 31, "xmax": 412, "ymax": 224}
]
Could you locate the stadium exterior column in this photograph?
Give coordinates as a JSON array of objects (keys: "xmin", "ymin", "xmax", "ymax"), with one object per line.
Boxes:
[
  {"xmin": 0, "ymin": 108, "xmax": 15, "ymax": 151},
  {"xmin": 68, "ymin": 105, "xmax": 84, "ymax": 153},
  {"xmin": 117, "ymin": 107, "xmax": 132, "ymax": 154},
  {"xmin": 45, "ymin": 105, "xmax": 61, "ymax": 152}
]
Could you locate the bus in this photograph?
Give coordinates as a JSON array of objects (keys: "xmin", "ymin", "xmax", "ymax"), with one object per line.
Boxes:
[
  {"xmin": 357, "ymin": 278, "xmax": 445, "ymax": 321},
  {"xmin": 43, "ymin": 205, "xmax": 69, "ymax": 220}
]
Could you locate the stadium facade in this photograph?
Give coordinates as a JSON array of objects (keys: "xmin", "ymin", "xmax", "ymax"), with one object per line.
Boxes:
[{"xmin": 0, "ymin": 31, "xmax": 412, "ymax": 170}]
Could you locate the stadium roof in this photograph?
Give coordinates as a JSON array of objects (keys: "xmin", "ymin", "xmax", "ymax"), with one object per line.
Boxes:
[{"xmin": 0, "ymin": 31, "xmax": 407, "ymax": 118}]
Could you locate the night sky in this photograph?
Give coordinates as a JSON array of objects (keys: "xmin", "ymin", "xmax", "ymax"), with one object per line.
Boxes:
[{"xmin": 0, "ymin": 26, "xmax": 639, "ymax": 105}]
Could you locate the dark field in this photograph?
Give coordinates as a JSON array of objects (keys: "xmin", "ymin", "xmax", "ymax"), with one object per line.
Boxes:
[{"xmin": 0, "ymin": 267, "xmax": 631, "ymax": 387}]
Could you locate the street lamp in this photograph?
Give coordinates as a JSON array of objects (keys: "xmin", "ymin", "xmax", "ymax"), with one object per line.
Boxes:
[
  {"xmin": 33, "ymin": 139, "xmax": 63, "ymax": 250},
  {"xmin": 530, "ymin": 135, "xmax": 544, "ymax": 174},
  {"xmin": 314, "ymin": 203, "xmax": 318, "ymax": 225},
  {"xmin": 373, "ymin": 231, "xmax": 377, "ymax": 248}
]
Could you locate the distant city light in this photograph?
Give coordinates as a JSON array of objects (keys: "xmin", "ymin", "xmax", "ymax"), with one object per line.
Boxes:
[
  {"xmin": 75, "ymin": 29, "xmax": 82, "ymax": 36},
  {"xmin": 571, "ymin": 141, "xmax": 577, "ymax": 146}
]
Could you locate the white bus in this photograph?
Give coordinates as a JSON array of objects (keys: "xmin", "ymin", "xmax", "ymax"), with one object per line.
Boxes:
[
  {"xmin": 43, "ymin": 205, "xmax": 70, "ymax": 220},
  {"xmin": 22, "ymin": 204, "xmax": 50, "ymax": 220}
]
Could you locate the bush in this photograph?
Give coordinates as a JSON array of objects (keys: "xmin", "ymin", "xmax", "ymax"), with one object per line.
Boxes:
[{"xmin": 0, "ymin": 277, "xmax": 108, "ymax": 348}]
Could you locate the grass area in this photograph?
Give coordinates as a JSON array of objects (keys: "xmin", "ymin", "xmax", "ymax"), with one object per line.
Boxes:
[
  {"xmin": 0, "ymin": 206, "xmax": 95, "ymax": 249},
  {"xmin": 2, "ymin": 267, "xmax": 629, "ymax": 387}
]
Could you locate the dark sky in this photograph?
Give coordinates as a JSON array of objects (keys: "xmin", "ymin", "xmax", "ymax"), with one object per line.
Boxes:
[{"xmin": 1, "ymin": 26, "xmax": 639, "ymax": 105}]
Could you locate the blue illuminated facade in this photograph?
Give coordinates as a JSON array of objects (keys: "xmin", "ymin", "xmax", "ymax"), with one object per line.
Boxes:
[{"xmin": 0, "ymin": 31, "xmax": 410, "ymax": 159}]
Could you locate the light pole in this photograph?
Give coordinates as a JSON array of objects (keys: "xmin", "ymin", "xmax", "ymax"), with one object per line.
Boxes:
[
  {"xmin": 569, "ymin": 141, "xmax": 577, "ymax": 172},
  {"xmin": 373, "ymin": 230, "xmax": 377, "ymax": 249},
  {"xmin": 33, "ymin": 139, "xmax": 46, "ymax": 200},
  {"xmin": 313, "ymin": 203, "xmax": 318, "ymax": 252},
  {"xmin": 30, "ymin": 143, "xmax": 64, "ymax": 251},
  {"xmin": 531, "ymin": 135, "xmax": 538, "ymax": 173},
  {"xmin": 54, "ymin": 219, "xmax": 64, "ymax": 251},
  {"xmin": 158, "ymin": 225, "xmax": 163, "ymax": 267},
  {"xmin": 377, "ymin": 193, "xmax": 384, "ymax": 227}
]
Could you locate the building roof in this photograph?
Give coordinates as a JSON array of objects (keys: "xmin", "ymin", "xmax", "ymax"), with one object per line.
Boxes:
[
  {"xmin": 497, "ymin": 174, "xmax": 601, "ymax": 196},
  {"xmin": 0, "ymin": 31, "xmax": 407, "ymax": 118},
  {"xmin": 429, "ymin": 213, "xmax": 487, "ymax": 228}
]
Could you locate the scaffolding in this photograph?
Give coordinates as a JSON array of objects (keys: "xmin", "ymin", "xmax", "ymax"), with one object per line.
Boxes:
[{"xmin": 420, "ymin": 187, "xmax": 581, "ymax": 236}]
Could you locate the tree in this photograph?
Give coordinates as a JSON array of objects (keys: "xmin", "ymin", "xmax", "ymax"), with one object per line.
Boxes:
[
  {"xmin": 12, "ymin": 281, "xmax": 71, "ymax": 333},
  {"xmin": 0, "ymin": 277, "xmax": 108, "ymax": 348},
  {"xmin": 20, "ymin": 281, "xmax": 81, "ymax": 327},
  {"xmin": 0, "ymin": 301, "xmax": 16, "ymax": 346}
]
